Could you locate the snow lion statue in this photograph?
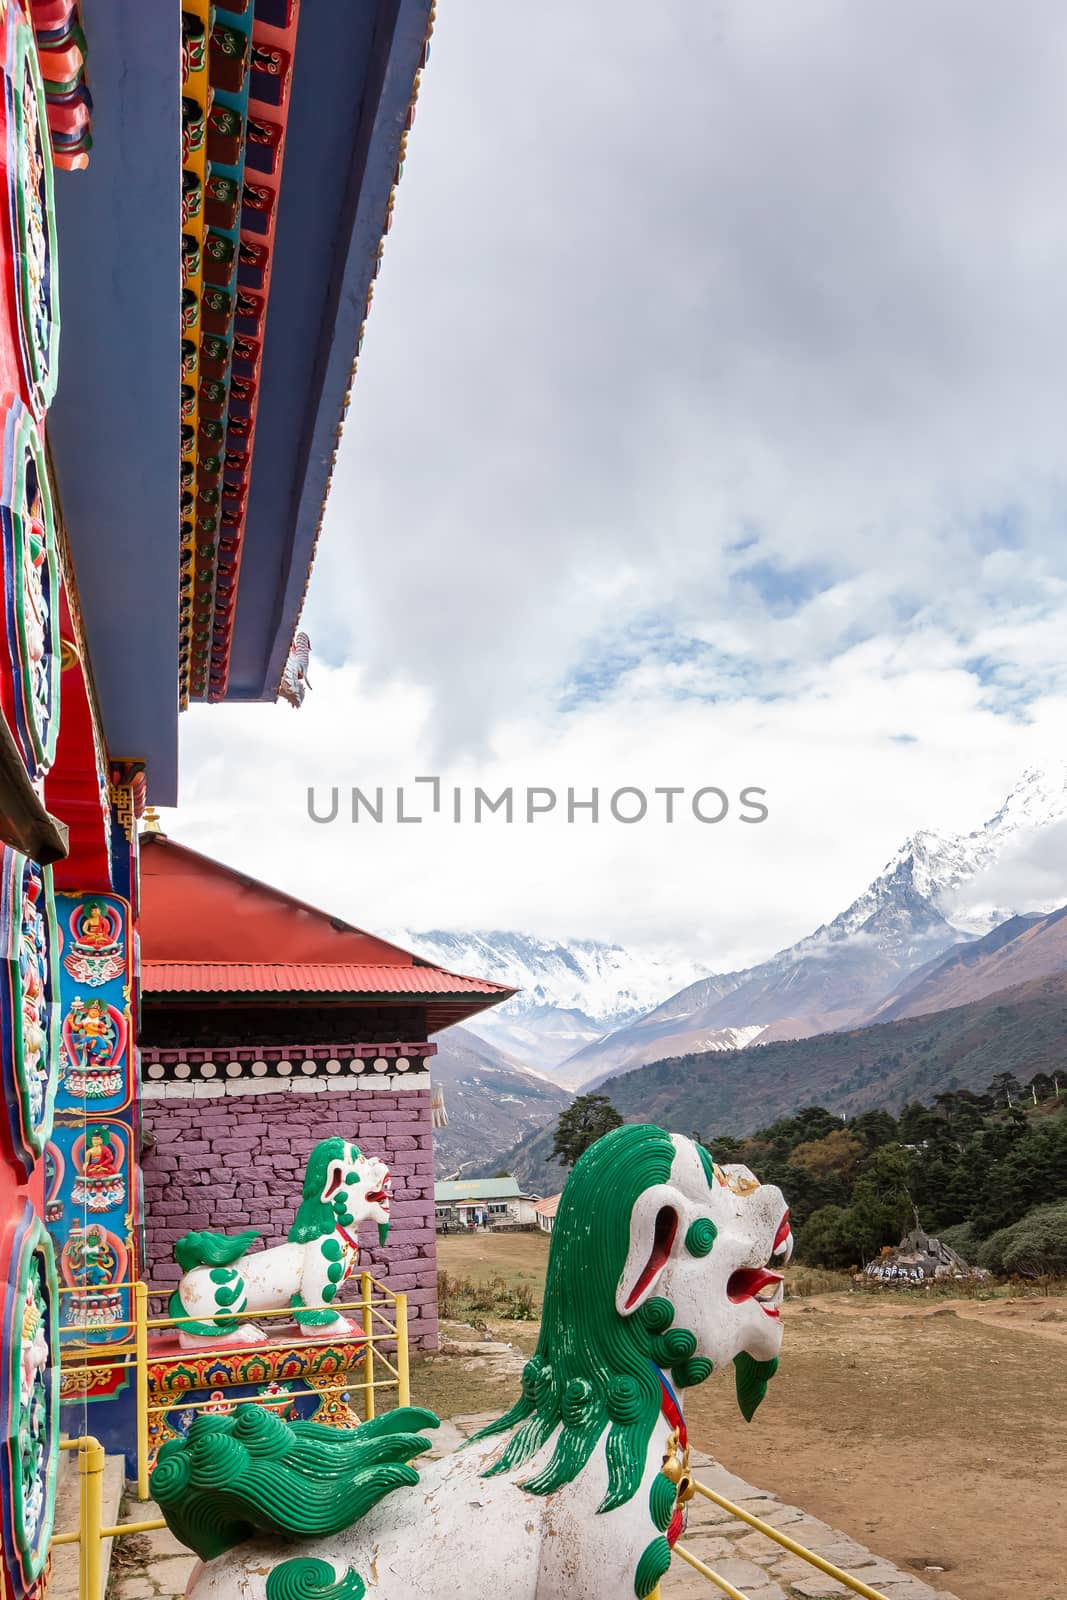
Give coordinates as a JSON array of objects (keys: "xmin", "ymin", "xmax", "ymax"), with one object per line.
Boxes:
[
  {"xmin": 169, "ymin": 1137, "xmax": 392, "ymax": 1349},
  {"xmin": 152, "ymin": 1124, "xmax": 791, "ymax": 1599}
]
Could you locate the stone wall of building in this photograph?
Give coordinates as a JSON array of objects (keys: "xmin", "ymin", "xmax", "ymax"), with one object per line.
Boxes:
[{"xmin": 140, "ymin": 1074, "xmax": 438, "ymax": 1350}]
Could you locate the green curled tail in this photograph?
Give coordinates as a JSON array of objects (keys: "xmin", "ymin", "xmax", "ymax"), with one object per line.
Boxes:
[
  {"xmin": 151, "ymin": 1402, "xmax": 441, "ymax": 1561},
  {"xmin": 174, "ymin": 1228, "xmax": 259, "ymax": 1271}
]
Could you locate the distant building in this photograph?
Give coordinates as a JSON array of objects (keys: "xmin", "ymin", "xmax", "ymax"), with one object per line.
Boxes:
[
  {"xmin": 435, "ymin": 1178, "xmax": 541, "ymax": 1230},
  {"xmin": 534, "ymin": 1194, "xmax": 562, "ymax": 1235}
]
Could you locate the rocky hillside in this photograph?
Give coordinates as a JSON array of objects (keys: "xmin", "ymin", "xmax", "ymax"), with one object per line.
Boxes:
[
  {"xmin": 429, "ymin": 1025, "xmax": 569, "ymax": 1180},
  {"xmin": 864, "ymin": 903, "xmax": 1067, "ymax": 1023},
  {"xmin": 599, "ymin": 971, "xmax": 1067, "ymax": 1137}
]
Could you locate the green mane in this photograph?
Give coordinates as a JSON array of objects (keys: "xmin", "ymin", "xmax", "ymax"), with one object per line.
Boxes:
[
  {"xmin": 474, "ymin": 1124, "xmax": 717, "ymax": 1512},
  {"xmin": 289, "ymin": 1137, "xmax": 358, "ymax": 1242},
  {"xmin": 151, "ymin": 1403, "xmax": 439, "ymax": 1559}
]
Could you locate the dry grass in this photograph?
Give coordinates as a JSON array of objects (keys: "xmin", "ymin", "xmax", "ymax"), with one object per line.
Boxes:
[{"xmin": 437, "ymin": 1269, "xmax": 537, "ymax": 1323}]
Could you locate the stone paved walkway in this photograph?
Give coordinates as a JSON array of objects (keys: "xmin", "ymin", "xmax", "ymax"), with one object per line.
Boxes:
[{"xmin": 107, "ymin": 1414, "xmax": 962, "ymax": 1600}]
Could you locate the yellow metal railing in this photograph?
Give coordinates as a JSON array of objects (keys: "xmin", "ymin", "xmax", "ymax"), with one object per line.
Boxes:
[
  {"xmin": 670, "ymin": 1474, "xmax": 894, "ymax": 1600},
  {"xmin": 56, "ymin": 1271, "xmax": 410, "ymax": 1500}
]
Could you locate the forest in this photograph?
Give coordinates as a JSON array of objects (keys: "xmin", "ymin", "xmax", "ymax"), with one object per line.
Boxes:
[{"xmin": 703, "ymin": 1071, "xmax": 1067, "ymax": 1276}]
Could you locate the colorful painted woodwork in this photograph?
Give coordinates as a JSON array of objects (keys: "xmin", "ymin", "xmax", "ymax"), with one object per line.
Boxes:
[
  {"xmin": 169, "ymin": 1137, "xmax": 391, "ymax": 1348},
  {"xmin": 46, "ymin": 891, "xmax": 136, "ymax": 1352},
  {"xmin": 143, "ymin": 1335, "xmax": 369, "ymax": 1477},
  {"xmin": 0, "ymin": 1207, "xmax": 59, "ymax": 1600},
  {"xmin": 178, "ymin": 3, "xmax": 438, "ymax": 706},
  {"xmin": 1, "ymin": 847, "xmax": 60, "ymax": 1171},
  {"xmin": 0, "ymin": 18, "xmax": 67, "ymax": 1595},
  {"xmin": 151, "ymin": 1128, "xmax": 792, "ymax": 1600},
  {"xmin": 179, "ymin": 0, "xmax": 300, "ymax": 707},
  {"xmin": 27, "ymin": 0, "xmax": 92, "ymax": 170}
]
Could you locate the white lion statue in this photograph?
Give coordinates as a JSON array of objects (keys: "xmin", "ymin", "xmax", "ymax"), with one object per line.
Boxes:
[
  {"xmin": 169, "ymin": 1136, "xmax": 391, "ymax": 1348},
  {"xmin": 153, "ymin": 1125, "xmax": 790, "ymax": 1599}
]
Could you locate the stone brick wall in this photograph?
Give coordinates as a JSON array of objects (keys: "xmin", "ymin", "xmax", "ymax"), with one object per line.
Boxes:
[{"xmin": 140, "ymin": 1080, "xmax": 438, "ymax": 1350}]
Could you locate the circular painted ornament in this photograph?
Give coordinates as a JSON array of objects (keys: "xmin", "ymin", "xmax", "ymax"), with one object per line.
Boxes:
[
  {"xmin": 0, "ymin": 1211, "xmax": 59, "ymax": 1598},
  {"xmin": 1, "ymin": 847, "xmax": 61, "ymax": 1171},
  {"xmin": 1, "ymin": 399, "xmax": 61, "ymax": 775},
  {"xmin": 3, "ymin": 9, "xmax": 60, "ymax": 417}
]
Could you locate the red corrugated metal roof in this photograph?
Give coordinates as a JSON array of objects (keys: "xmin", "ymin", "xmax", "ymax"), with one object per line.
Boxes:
[
  {"xmin": 141, "ymin": 962, "xmax": 514, "ymax": 997},
  {"xmin": 534, "ymin": 1193, "xmax": 561, "ymax": 1218}
]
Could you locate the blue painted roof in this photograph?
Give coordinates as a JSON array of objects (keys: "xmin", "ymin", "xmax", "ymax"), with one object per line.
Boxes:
[{"xmin": 46, "ymin": 0, "xmax": 432, "ymax": 800}]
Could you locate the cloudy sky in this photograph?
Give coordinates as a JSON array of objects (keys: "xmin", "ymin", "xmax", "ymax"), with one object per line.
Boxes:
[{"xmin": 170, "ymin": 0, "xmax": 1067, "ymax": 969}]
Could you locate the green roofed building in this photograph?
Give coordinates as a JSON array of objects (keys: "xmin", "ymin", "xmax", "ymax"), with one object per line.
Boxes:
[{"xmin": 434, "ymin": 1177, "xmax": 541, "ymax": 1231}]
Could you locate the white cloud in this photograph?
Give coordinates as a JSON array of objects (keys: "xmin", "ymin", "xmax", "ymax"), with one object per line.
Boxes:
[
  {"xmin": 173, "ymin": 1, "xmax": 1067, "ymax": 960},
  {"xmin": 169, "ymin": 651, "xmax": 1067, "ymax": 967}
]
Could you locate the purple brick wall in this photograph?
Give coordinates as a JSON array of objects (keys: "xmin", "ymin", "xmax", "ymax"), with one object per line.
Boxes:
[{"xmin": 141, "ymin": 1087, "xmax": 439, "ymax": 1350}]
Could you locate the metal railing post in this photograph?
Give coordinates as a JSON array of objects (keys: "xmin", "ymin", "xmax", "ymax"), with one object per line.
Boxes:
[
  {"xmin": 360, "ymin": 1271, "xmax": 376, "ymax": 1420},
  {"xmin": 77, "ymin": 1437, "xmax": 105, "ymax": 1600},
  {"xmin": 395, "ymin": 1291, "xmax": 410, "ymax": 1407},
  {"xmin": 134, "ymin": 1281, "xmax": 150, "ymax": 1499}
]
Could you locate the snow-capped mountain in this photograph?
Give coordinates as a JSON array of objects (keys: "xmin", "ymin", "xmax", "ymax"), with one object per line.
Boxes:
[
  {"xmin": 922, "ymin": 765, "xmax": 1067, "ymax": 932},
  {"xmin": 401, "ymin": 766, "xmax": 1067, "ymax": 1094},
  {"xmin": 563, "ymin": 764, "xmax": 1067, "ymax": 1086},
  {"xmin": 393, "ymin": 929, "xmax": 710, "ymax": 1074}
]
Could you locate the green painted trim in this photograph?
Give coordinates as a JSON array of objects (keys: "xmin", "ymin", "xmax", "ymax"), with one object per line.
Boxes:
[
  {"xmin": 8, "ymin": 854, "xmax": 60, "ymax": 1161},
  {"xmin": 11, "ymin": 18, "xmax": 60, "ymax": 416},
  {"xmin": 291, "ymin": 1291, "xmax": 337, "ymax": 1329},
  {"xmin": 694, "ymin": 1143, "xmax": 718, "ymax": 1191},
  {"xmin": 265, "ymin": 1558, "xmax": 365, "ymax": 1600},
  {"xmin": 648, "ymin": 1472, "xmax": 676, "ymax": 1533},
  {"xmin": 7, "ymin": 1218, "xmax": 60, "ymax": 1583},
  {"xmin": 634, "ymin": 1535, "xmax": 672, "ymax": 1598},
  {"xmin": 10, "ymin": 416, "xmax": 61, "ymax": 772},
  {"xmin": 684, "ymin": 1218, "xmax": 717, "ymax": 1257}
]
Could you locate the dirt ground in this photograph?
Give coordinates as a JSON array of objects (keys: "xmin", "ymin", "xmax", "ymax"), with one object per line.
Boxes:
[
  {"xmin": 423, "ymin": 1234, "xmax": 1067, "ymax": 1600},
  {"xmin": 436, "ymin": 1227, "xmax": 551, "ymax": 1302}
]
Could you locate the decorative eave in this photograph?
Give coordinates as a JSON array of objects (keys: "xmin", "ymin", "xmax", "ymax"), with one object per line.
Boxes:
[
  {"xmin": 29, "ymin": 0, "xmax": 92, "ymax": 170},
  {"xmin": 179, "ymin": 0, "xmax": 300, "ymax": 706},
  {"xmin": 141, "ymin": 1039, "xmax": 438, "ymax": 1094},
  {"xmin": 193, "ymin": 0, "xmax": 438, "ymax": 705}
]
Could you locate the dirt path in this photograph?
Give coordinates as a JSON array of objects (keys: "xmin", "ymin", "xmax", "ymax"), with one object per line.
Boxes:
[
  {"xmin": 430, "ymin": 1238, "xmax": 1067, "ymax": 1599},
  {"xmin": 684, "ymin": 1295, "xmax": 1067, "ymax": 1600}
]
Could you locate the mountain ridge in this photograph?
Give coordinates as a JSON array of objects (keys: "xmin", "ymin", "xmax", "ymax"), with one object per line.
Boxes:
[
  {"xmin": 481, "ymin": 970, "xmax": 1067, "ymax": 1190},
  {"xmin": 562, "ymin": 764, "xmax": 1067, "ymax": 1084}
]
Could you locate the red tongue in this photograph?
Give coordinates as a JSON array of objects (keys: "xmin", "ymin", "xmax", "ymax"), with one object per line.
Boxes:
[{"xmin": 727, "ymin": 1267, "xmax": 782, "ymax": 1303}]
